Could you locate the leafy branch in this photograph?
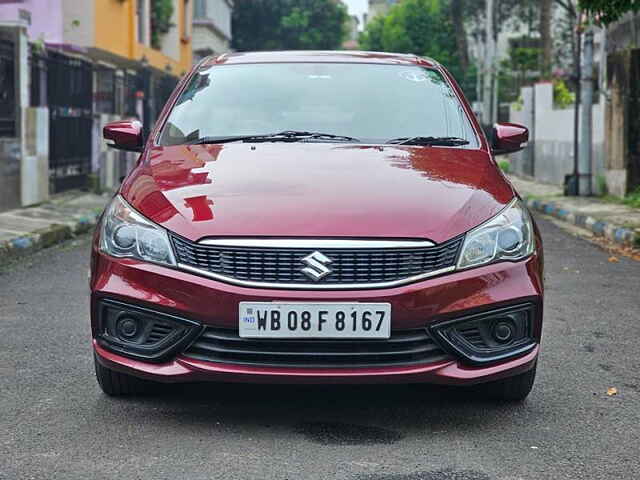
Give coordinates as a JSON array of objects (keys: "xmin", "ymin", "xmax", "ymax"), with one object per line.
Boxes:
[{"xmin": 151, "ymin": 0, "xmax": 175, "ymax": 50}]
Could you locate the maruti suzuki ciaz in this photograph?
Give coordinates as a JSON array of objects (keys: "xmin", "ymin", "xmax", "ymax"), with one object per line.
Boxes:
[{"xmin": 92, "ymin": 51, "xmax": 542, "ymax": 401}]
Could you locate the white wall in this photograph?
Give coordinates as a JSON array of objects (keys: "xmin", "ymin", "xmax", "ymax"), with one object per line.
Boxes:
[
  {"xmin": 22, "ymin": 107, "xmax": 49, "ymax": 206},
  {"xmin": 509, "ymin": 82, "xmax": 606, "ymax": 193},
  {"xmin": 160, "ymin": 0, "xmax": 180, "ymax": 61},
  {"xmin": 192, "ymin": 0, "xmax": 233, "ymax": 60}
]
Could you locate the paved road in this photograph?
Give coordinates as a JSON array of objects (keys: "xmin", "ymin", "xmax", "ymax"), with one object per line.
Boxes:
[{"xmin": 2, "ymin": 216, "xmax": 639, "ymax": 480}]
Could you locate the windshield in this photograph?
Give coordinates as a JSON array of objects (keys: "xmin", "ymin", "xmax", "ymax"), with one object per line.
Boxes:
[{"xmin": 158, "ymin": 63, "xmax": 477, "ymax": 146}]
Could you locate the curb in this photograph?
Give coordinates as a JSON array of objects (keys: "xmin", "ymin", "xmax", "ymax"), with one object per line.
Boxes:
[
  {"xmin": 0, "ymin": 210, "xmax": 101, "ymax": 267},
  {"xmin": 523, "ymin": 197, "xmax": 639, "ymax": 247}
]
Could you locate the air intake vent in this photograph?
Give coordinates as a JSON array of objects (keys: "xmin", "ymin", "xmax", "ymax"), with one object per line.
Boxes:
[
  {"xmin": 145, "ymin": 323, "xmax": 175, "ymax": 345},
  {"xmin": 182, "ymin": 328, "xmax": 452, "ymax": 368},
  {"xmin": 457, "ymin": 326, "xmax": 488, "ymax": 348}
]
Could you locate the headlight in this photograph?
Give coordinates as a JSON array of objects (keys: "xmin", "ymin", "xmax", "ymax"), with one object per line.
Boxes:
[
  {"xmin": 100, "ymin": 195, "xmax": 176, "ymax": 267},
  {"xmin": 457, "ymin": 199, "xmax": 534, "ymax": 270}
]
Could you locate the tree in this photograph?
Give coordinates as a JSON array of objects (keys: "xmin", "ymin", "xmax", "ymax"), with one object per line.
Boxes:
[
  {"xmin": 540, "ymin": 0, "xmax": 553, "ymax": 79},
  {"xmin": 359, "ymin": 0, "xmax": 459, "ymax": 70},
  {"xmin": 358, "ymin": 14, "xmax": 385, "ymax": 51},
  {"xmin": 150, "ymin": 0, "xmax": 174, "ymax": 49},
  {"xmin": 231, "ymin": 0, "xmax": 348, "ymax": 51},
  {"xmin": 579, "ymin": 0, "xmax": 640, "ymax": 24},
  {"xmin": 449, "ymin": 0, "xmax": 469, "ymax": 72},
  {"xmin": 360, "ymin": 0, "xmax": 477, "ymax": 99}
]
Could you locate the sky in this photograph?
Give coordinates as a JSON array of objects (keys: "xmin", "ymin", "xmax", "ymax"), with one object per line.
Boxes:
[{"xmin": 343, "ymin": 0, "xmax": 368, "ymax": 25}]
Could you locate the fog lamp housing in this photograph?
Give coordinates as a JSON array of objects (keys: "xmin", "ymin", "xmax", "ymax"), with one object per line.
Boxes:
[
  {"xmin": 96, "ymin": 299, "xmax": 202, "ymax": 362},
  {"xmin": 429, "ymin": 303, "xmax": 536, "ymax": 365}
]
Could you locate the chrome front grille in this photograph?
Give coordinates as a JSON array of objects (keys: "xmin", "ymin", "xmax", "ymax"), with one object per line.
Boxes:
[
  {"xmin": 182, "ymin": 328, "xmax": 452, "ymax": 368},
  {"xmin": 171, "ymin": 236, "xmax": 463, "ymax": 289}
]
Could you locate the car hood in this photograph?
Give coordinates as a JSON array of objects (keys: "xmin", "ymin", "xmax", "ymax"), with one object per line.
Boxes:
[{"xmin": 120, "ymin": 143, "xmax": 515, "ymax": 244}]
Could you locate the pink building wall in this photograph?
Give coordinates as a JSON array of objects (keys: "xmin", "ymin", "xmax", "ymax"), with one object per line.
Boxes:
[{"xmin": 0, "ymin": 0, "xmax": 64, "ymax": 44}]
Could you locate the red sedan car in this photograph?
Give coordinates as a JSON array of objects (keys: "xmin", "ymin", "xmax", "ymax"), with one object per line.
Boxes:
[{"xmin": 92, "ymin": 51, "xmax": 542, "ymax": 401}]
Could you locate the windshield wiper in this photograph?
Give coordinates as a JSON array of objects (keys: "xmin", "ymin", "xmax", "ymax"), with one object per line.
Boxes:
[
  {"xmin": 189, "ymin": 130, "xmax": 360, "ymax": 145},
  {"xmin": 385, "ymin": 136, "xmax": 470, "ymax": 146},
  {"xmin": 271, "ymin": 130, "xmax": 360, "ymax": 142}
]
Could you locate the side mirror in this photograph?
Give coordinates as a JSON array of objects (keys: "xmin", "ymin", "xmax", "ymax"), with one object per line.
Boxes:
[
  {"xmin": 104, "ymin": 120, "xmax": 144, "ymax": 152},
  {"xmin": 492, "ymin": 122, "xmax": 529, "ymax": 156}
]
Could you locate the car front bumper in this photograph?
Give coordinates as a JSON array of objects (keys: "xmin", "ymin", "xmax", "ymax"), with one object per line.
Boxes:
[{"xmin": 90, "ymin": 245, "xmax": 543, "ymax": 386}]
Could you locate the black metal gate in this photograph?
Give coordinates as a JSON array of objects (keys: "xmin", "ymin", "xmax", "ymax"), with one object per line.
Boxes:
[
  {"xmin": 46, "ymin": 50, "xmax": 93, "ymax": 193},
  {"xmin": 142, "ymin": 70, "xmax": 177, "ymax": 136},
  {"xmin": 29, "ymin": 45, "xmax": 48, "ymax": 107},
  {"xmin": 0, "ymin": 35, "xmax": 16, "ymax": 138}
]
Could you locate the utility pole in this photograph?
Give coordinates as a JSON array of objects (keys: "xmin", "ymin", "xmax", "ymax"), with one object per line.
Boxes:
[
  {"xmin": 483, "ymin": 0, "xmax": 495, "ymax": 127},
  {"xmin": 570, "ymin": 23, "xmax": 582, "ymax": 196},
  {"xmin": 492, "ymin": 71, "xmax": 499, "ymax": 124},
  {"xmin": 579, "ymin": 27, "xmax": 594, "ymax": 196}
]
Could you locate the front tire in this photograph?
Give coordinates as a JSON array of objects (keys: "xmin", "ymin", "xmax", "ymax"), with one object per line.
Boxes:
[
  {"xmin": 94, "ymin": 354, "xmax": 155, "ymax": 396},
  {"xmin": 482, "ymin": 365, "xmax": 537, "ymax": 402}
]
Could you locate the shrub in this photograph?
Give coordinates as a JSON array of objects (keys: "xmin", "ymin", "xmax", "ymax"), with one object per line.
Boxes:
[
  {"xmin": 623, "ymin": 187, "xmax": 640, "ymax": 209},
  {"xmin": 498, "ymin": 160, "xmax": 511, "ymax": 173},
  {"xmin": 553, "ymin": 79, "xmax": 575, "ymax": 109}
]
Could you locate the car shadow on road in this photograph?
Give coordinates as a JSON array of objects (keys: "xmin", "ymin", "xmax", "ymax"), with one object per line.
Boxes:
[{"xmin": 92, "ymin": 381, "xmax": 533, "ymax": 443}]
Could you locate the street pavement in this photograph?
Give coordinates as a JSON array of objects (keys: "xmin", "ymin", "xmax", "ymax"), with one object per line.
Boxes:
[
  {"xmin": 507, "ymin": 175, "xmax": 640, "ymax": 246},
  {"xmin": 1, "ymin": 215, "xmax": 639, "ymax": 480}
]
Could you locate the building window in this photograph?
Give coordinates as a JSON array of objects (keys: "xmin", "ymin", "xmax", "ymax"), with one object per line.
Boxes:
[
  {"xmin": 18, "ymin": 9, "xmax": 32, "ymax": 26},
  {"xmin": 137, "ymin": 0, "xmax": 147, "ymax": 45},
  {"xmin": 95, "ymin": 66, "xmax": 116, "ymax": 114},
  {"xmin": 194, "ymin": 0, "xmax": 206, "ymax": 19}
]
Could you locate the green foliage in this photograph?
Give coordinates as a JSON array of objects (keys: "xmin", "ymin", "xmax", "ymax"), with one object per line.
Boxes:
[
  {"xmin": 32, "ymin": 35, "xmax": 46, "ymax": 53},
  {"xmin": 360, "ymin": 0, "xmax": 452, "ymax": 60},
  {"xmin": 232, "ymin": 0, "xmax": 348, "ymax": 51},
  {"xmin": 511, "ymin": 96, "xmax": 524, "ymax": 112},
  {"xmin": 624, "ymin": 187, "xmax": 640, "ymax": 209},
  {"xmin": 596, "ymin": 175, "xmax": 608, "ymax": 196},
  {"xmin": 456, "ymin": 63, "xmax": 478, "ymax": 103},
  {"xmin": 498, "ymin": 160, "xmax": 511, "ymax": 173},
  {"xmin": 151, "ymin": 0, "xmax": 174, "ymax": 50},
  {"xmin": 603, "ymin": 187, "xmax": 640, "ymax": 208},
  {"xmin": 87, "ymin": 174, "xmax": 102, "ymax": 195},
  {"xmin": 498, "ymin": 42, "xmax": 541, "ymax": 102},
  {"xmin": 358, "ymin": 0, "xmax": 477, "ymax": 100},
  {"xmin": 358, "ymin": 15, "xmax": 385, "ymax": 51},
  {"xmin": 553, "ymin": 79, "xmax": 576, "ymax": 109},
  {"xmin": 508, "ymin": 47, "xmax": 540, "ymax": 72},
  {"xmin": 579, "ymin": 0, "xmax": 640, "ymax": 25}
]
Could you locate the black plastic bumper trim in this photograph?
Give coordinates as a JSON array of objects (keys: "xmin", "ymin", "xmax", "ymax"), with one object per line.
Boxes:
[
  {"xmin": 428, "ymin": 303, "xmax": 538, "ymax": 366},
  {"xmin": 95, "ymin": 298, "xmax": 203, "ymax": 363}
]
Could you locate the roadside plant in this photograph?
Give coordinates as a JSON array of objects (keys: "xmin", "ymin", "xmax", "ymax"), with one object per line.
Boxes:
[
  {"xmin": 553, "ymin": 79, "xmax": 576, "ymax": 109},
  {"xmin": 498, "ymin": 160, "xmax": 511, "ymax": 173},
  {"xmin": 511, "ymin": 96, "xmax": 524, "ymax": 112},
  {"xmin": 624, "ymin": 187, "xmax": 640, "ymax": 209},
  {"xmin": 151, "ymin": 0, "xmax": 175, "ymax": 50}
]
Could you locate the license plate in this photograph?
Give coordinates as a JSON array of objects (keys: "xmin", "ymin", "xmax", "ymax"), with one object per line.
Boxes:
[{"xmin": 239, "ymin": 302, "xmax": 391, "ymax": 339}]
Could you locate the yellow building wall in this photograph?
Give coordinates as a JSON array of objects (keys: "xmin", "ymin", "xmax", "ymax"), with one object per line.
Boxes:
[
  {"xmin": 94, "ymin": 0, "xmax": 192, "ymax": 76},
  {"xmin": 94, "ymin": 0, "xmax": 135, "ymax": 60}
]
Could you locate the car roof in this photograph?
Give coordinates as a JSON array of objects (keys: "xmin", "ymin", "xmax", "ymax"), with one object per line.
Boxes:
[{"xmin": 199, "ymin": 50, "xmax": 438, "ymax": 69}]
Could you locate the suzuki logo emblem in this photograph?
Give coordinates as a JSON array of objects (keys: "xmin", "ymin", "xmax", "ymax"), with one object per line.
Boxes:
[{"xmin": 300, "ymin": 251, "xmax": 333, "ymax": 281}]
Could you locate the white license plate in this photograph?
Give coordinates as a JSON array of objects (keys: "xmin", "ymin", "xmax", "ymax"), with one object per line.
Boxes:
[{"xmin": 239, "ymin": 302, "xmax": 391, "ymax": 339}]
